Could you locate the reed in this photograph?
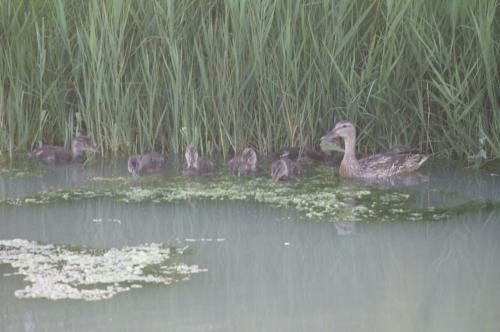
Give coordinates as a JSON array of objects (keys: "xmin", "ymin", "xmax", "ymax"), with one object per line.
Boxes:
[{"xmin": 0, "ymin": 0, "xmax": 498, "ymax": 162}]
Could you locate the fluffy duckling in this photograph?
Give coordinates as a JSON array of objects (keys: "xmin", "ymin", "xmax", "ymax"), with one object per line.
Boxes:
[
  {"xmin": 227, "ymin": 148, "xmax": 257, "ymax": 176},
  {"xmin": 267, "ymin": 146, "xmax": 357, "ymax": 167},
  {"xmin": 320, "ymin": 121, "xmax": 429, "ymax": 178},
  {"xmin": 29, "ymin": 136, "xmax": 100, "ymax": 164},
  {"xmin": 267, "ymin": 147, "xmax": 325, "ymax": 162},
  {"xmin": 128, "ymin": 152, "xmax": 165, "ymax": 176},
  {"xmin": 270, "ymin": 153, "xmax": 300, "ymax": 182},
  {"xmin": 182, "ymin": 144, "xmax": 215, "ymax": 176}
]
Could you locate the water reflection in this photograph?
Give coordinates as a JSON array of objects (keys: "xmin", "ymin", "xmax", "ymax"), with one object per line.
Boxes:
[{"xmin": 334, "ymin": 220, "xmax": 355, "ymax": 235}]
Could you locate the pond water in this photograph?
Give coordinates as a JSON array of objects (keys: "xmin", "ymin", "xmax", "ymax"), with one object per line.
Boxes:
[{"xmin": 0, "ymin": 157, "xmax": 499, "ymax": 331}]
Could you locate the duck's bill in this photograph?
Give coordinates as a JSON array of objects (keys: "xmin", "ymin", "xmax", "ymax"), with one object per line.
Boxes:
[{"xmin": 320, "ymin": 138, "xmax": 344, "ymax": 153}]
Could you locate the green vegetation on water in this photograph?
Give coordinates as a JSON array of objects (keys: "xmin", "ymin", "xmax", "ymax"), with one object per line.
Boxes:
[
  {"xmin": 1, "ymin": 170, "xmax": 497, "ymax": 224},
  {"xmin": 0, "ymin": 239, "xmax": 205, "ymax": 301},
  {"xmin": 0, "ymin": 0, "xmax": 499, "ymax": 162}
]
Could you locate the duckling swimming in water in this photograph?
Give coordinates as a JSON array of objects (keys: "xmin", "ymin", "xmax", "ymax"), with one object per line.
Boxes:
[
  {"xmin": 270, "ymin": 151, "xmax": 300, "ymax": 182},
  {"xmin": 267, "ymin": 147, "xmax": 325, "ymax": 163},
  {"xmin": 227, "ymin": 148, "xmax": 257, "ymax": 176},
  {"xmin": 128, "ymin": 152, "xmax": 165, "ymax": 176},
  {"xmin": 29, "ymin": 136, "xmax": 100, "ymax": 164},
  {"xmin": 182, "ymin": 144, "xmax": 215, "ymax": 176},
  {"xmin": 320, "ymin": 121, "xmax": 429, "ymax": 178},
  {"xmin": 267, "ymin": 146, "xmax": 358, "ymax": 167}
]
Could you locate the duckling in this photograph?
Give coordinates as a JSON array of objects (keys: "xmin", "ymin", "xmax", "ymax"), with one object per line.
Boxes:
[
  {"xmin": 268, "ymin": 146, "xmax": 357, "ymax": 167},
  {"xmin": 270, "ymin": 154, "xmax": 300, "ymax": 182},
  {"xmin": 227, "ymin": 148, "xmax": 257, "ymax": 176},
  {"xmin": 128, "ymin": 152, "xmax": 165, "ymax": 176},
  {"xmin": 29, "ymin": 136, "xmax": 100, "ymax": 164},
  {"xmin": 182, "ymin": 144, "xmax": 215, "ymax": 176},
  {"xmin": 267, "ymin": 147, "xmax": 325, "ymax": 162},
  {"xmin": 320, "ymin": 121, "xmax": 429, "ymax": 178}
]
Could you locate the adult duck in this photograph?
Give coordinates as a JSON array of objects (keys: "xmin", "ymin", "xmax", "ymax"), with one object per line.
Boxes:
[
  {"xmin": 182, "ymin": 144, "xmax": 215, "ymax": 176},
  {"xmin": 128, "ymin": 152, "xmax": 165, "ymax": 176},
  {"xmin": 320, "ymin": 121, "xmax": 429, "ymax": 178},
  {"xmin": 227, "ymin": 148, "xmax": 257, "ymax": 176},
  {"xmin": 29, "ymin": 136, "xmax": 100, "ymax": 164}
]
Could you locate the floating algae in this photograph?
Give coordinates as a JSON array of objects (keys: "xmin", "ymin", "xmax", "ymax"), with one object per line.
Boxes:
[
  {"xmin": 0, "ymin": 172, "xmax": 496, "ymax": 223},
  {"xmin": 0, "ymin": 239, "xmax": 206, "ymax": 301}
]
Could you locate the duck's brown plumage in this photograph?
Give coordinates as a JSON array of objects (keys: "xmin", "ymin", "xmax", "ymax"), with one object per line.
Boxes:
[
  {"xmin": 227, "ymin": 148, "xmax": 257, "ymax": 176},
  {"xmin": 182, "ymin": 144, "xmax": 215, "ymax": 176},
  {"xmin": 29, "ymin": 136, "xmax": 100, "ymax": 164},
  {"xmin": 267, "ymin": 147, "xmax": 364, "ymax": 167},
  {"xmin": 267, "ymin": 147, "xmax": 325, "ymax": 162},
  {"xmin": 321, "ymin": 121, "xmax": 429, "ymax": 178},
  {"xmin": 128, "ymin": 152, "xmax": 165, "ymax": 176},
  {"xmin": 270, "ymin": 158, "xmax": 300, "ymax": 182}
]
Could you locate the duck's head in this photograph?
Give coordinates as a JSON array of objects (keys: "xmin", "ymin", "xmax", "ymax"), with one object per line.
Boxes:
[
  {"xmin": 127, "ymin": 155, "xmax": 140, "ymax": 176},
  {"xmin": 280, "ymin": 149, "xmax": 292, "ymax": 159},
  {"xmin": 185, "ymin": 144, "xmax": 199, "ymax": 168},
  {"xmin": 241, "ymin": 148, "xmax": 257, "ymax": 171},
  {"xmin": 271, "ymin": 159, "xmax": 288, "ymax": 182},
  {"xmin": 320, "ymin": 121, "xmax": 355, "ymax": 150},
  {"xmin": 324, "ymin": 121, "xmax": 356, "ymax": 140},
  {"xmin": 72, "ymin": 136, "xmax": 100, "ymax": 155}
]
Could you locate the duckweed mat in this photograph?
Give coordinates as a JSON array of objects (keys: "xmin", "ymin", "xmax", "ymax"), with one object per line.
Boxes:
[
  {"xmin": 1, "ymin": 172, "xmax": 496, "ymax": 223},
  {"xmin": 0, "ymin": 239, "xmax": 205, "ymax": 301}
]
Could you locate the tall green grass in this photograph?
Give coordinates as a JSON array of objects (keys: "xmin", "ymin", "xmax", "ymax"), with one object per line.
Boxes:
[{"xmin": 0, "ymin": 0, "xmax": 499, "ymax": 162}]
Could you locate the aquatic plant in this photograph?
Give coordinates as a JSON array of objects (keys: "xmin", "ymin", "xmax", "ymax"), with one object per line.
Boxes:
[
  {"xmin": 0, "ymin": 0, "xmax": 498, "ymax": 162},
  {"xmin": 0, "ymin": 239, "xmax": 205, "ymax": 301},
  {"xmin": 0, "ymin": 171, "xmax": 491, "ymax": 223}
]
